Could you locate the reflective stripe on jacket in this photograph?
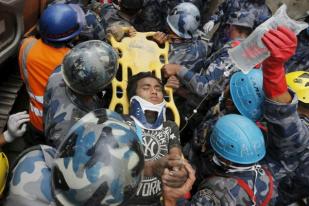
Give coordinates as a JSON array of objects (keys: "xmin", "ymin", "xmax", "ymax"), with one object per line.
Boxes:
[{"xmin": 18, "ymin": 37, "xmax": 70, "ymax": 131}]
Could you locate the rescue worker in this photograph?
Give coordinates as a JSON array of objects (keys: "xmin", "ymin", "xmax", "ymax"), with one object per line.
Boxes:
[
  {"xmin": 124, "ymin": 72, "xmax": 188, "ymax": 205},
  {"xmin": 184, "ymin": 69, "xmax": 265, "ymax": 183},
  {"xmin": 51, "ymin": 1, "xmax": 107, "ymax": 41},
  {"xmin": 165, "ymin": 26, "xmax": 309, "ymax": 205},
  {"xmin": 162, "ymin": 11, "xmax": 255, "ymax": 141},
  {"xmin": 278, "ymin": 70, "xmax": 309, "ymax": 203},
  {"xmin": 162, "ymin": 11, "xmax": 255, "ymax": 98},
  {"xmin": 133, "ymin": 0, "xmax": 205, "ymax": 33},
  {"xmin": 43, "ymin": 40, "xmax": 118, "ymax": 148},
  {"xmin": 4, "ymin": 109, "xmax": 145, "ymax": 206},
  {"xmin": 157, "ymin": 2, "xmax": 208, "ymax": 73},
  {"xmin": 285, "ymin": 12, "xmax": 309, "ymax": 72},
  {"xmin": 203, "ymin": 0, "xmax": 271, "ymax": 52},
  {"xmin": 19, "ymin": 4, "xmax": 81, "ymax": 144},
  {"xmin": 151, "ymin": 2, "xmax": 208, "ymax": 142},
  {"xmin": 77, "ymin": 2, "xmax": 107, "ymax": 41}
]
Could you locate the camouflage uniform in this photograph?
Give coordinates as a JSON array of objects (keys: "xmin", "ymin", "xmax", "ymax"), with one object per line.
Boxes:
[
  {"xmin": 5, "ymin": 145, "xmax": 56, "ymax": 206},
  {"xmin": 177, "ymin": 39, "xmax": 241, "ymax": 98},
  {"xmin": 187, "ymin": 92, "xmax": 309, "ymax": 205},
  {"xmin": 209, "ymin": 0, "xmax": 271, "ymax": 52},
  {"xmin": 285, "ymin": 32, "xmax": 309, "ymax": 72},
  {"xmin": 174, "ymin": 39, "xmax": 239, "ymax": 144},
  {"xmin": 5, "ymin": 109, "xmax": 145, "ymax": 206},
  {"xmin": 43, "ymin": 67, "xmax": 104, "ymax": 148},
  {"xmin": 169, "ymin": 38, "xmax": 209, "ymax": 139},
  {"xmin": 80, "ymin": 8, "xmax": 107, "ymax": 41},
  {"xmin": 134, "ymin": 0, "xmax": 207, "ymax": 32},
  {"xmin": 169, "ymin": 39, "xmax": 208, "ymax": 73}
]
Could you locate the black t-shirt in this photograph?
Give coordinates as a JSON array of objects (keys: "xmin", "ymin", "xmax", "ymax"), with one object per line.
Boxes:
[{"xmin": 126, "ymin": 120, "xmax": 181, "ymax": 205}]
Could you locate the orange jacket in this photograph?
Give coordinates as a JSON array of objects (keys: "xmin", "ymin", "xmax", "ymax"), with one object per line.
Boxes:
[{"xmin": 18, "ymin": 37, "xmax": 70, "ymax": 132}]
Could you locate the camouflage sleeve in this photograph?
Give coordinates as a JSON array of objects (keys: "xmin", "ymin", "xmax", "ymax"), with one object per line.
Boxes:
[
  {"xmin": 254, "ymin": 5, "xmax": 272, "ymax": 28},
  {"xmin": 209, "ymin": 0, "xmax": 230, "ymax": 24},
  {"xmin": 169, "ymin": 40, "xmax": 209, "ymax": 73},
  {"xmin": 43, "ymin": 67, "xmax": 61, "ymax": 135},
  {"xmin": 6, "ymin": 145, "xmax": 56, "ymax": 206},
  {"xmin": 264, "ymin": 91, "xmax": 309, "ymax": 162},
  {"xmin": 165, "ymin": 121, "xmax": 181, "ymax": 150},
  {"xmin": 189, "ymin": 188, "xmax": 221, "ymax": 206},
  {"xmin": 83, "ymin": 10, "xmax": 106, "ymax": 41},
  {"xmin": 177, "ymin": 54, "xmax": 231, "ymax": 97}
]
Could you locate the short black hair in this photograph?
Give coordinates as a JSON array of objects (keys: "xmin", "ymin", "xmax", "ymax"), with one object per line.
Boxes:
[
  {"xmin": 127, "ymin": 72, "xmax": 163, "ymax": 100},
  {"xmin": 120, "ymin": 0, "xmax": 144, "ymax": 16}
]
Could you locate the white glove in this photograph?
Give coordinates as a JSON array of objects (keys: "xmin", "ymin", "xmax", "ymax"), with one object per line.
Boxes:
[
  {"xmin": 3, "ymin": 111, "xmax": 29, "ymax": 143},
  {"xmin": 203, "ymin": 20, "xmax": 215, "ymax": 34}
]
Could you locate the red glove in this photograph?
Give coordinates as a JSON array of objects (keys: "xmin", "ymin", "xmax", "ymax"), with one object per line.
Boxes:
[{"xmin": 262, "ymin": 26, "xmax": 297, "ymax": 98}]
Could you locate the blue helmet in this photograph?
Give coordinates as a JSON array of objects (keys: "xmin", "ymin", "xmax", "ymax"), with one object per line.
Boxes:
[
  {"xmin": 230, "ymin": 69, "xmax": 265, "ymax": 121},
  {"xmin": 52, "ymin": 109, "xmax": 144, "ymax": 206},
  {"xmin": 39, "ymin": 4, "xmax": 82, "ymax": 42},
  {"xmin": 210, "ymin": 114, "xmax": 266, "ymax": 165}
]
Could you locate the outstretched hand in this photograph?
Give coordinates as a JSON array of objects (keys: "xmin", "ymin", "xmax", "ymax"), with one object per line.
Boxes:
[
  {"xmin": 262, "ymin": 26, "xmax": 296, "ymax": 101},
  {"xmin": 262, "ymin": 26, "xmax": 297, "ymax": 65}
]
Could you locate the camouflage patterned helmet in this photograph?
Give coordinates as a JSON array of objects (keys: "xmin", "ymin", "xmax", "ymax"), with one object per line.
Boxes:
[
  {"xmin": 227, "ymin": 11, "xmax": 256, "ymax": 29},
  {"xmin": 62, "ymin": 40, "xmax": 119, "ymax": 95},
  {"xmin": 167, "ymin": 2, "xmax": 201, "ymax": 39},
  {"xmin": 52, "ymin": 109, "xmax": 144, "ymax": 206}
]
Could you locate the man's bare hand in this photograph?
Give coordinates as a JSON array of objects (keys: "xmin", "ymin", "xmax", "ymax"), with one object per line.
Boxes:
[
  {"xmin": 161, "ymin": 165, "xmax": 188, "ymax": 188},
  {"xmin": 153, "ymin": 32, "xmax": 168, "ymax": 45},
  {"xmin": 163, "ymin": 161, "xmax": 196, "ymax": 199},
  {"xmin": 128, "ymin": 26, "xmax": 137, "ymax": 37},
  {"xmin": 166, "ymin": 76, "xmax": 180, "ymax": 89},
  {"xmin": 161, "ymin": 64, "xmax": 181, "ymax": 78},
  {"xmin": 153, "ymin": 154, "xmax": 183, "ymax": 177}
]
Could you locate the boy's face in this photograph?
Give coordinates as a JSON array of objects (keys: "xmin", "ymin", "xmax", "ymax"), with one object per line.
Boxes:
[
  {"xmin": 136, "ymin": 77, "xmax": 164, "ymax": 104},
  {"xmin": 228, "ymin": 25, "xmax": 240, "ymax": 39}
]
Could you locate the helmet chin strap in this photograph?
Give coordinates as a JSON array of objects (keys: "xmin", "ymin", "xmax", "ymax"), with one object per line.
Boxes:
[
  {"xmin": 130, "ymin": 96, "xmax": 166, "ymax": 129},
  {"xmin": 212, "ymin": 154, "xmax": 264, "ymax": 205}
]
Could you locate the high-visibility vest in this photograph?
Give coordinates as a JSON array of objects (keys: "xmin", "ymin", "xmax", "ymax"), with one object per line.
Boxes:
[{"xmin": 18, "ymin": 37, "xmax": 70, "ymax": 132}]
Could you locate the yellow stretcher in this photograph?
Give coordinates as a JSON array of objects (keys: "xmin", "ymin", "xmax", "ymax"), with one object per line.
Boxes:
[{"xmin": 109, "ymin": 31, "xmax": 180, "ymax": 126}]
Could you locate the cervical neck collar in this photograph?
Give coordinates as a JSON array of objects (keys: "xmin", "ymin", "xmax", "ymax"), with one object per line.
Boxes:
[{"xmin": 130, "ymin": 96, "xmax": 166, "ymax": 129}]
